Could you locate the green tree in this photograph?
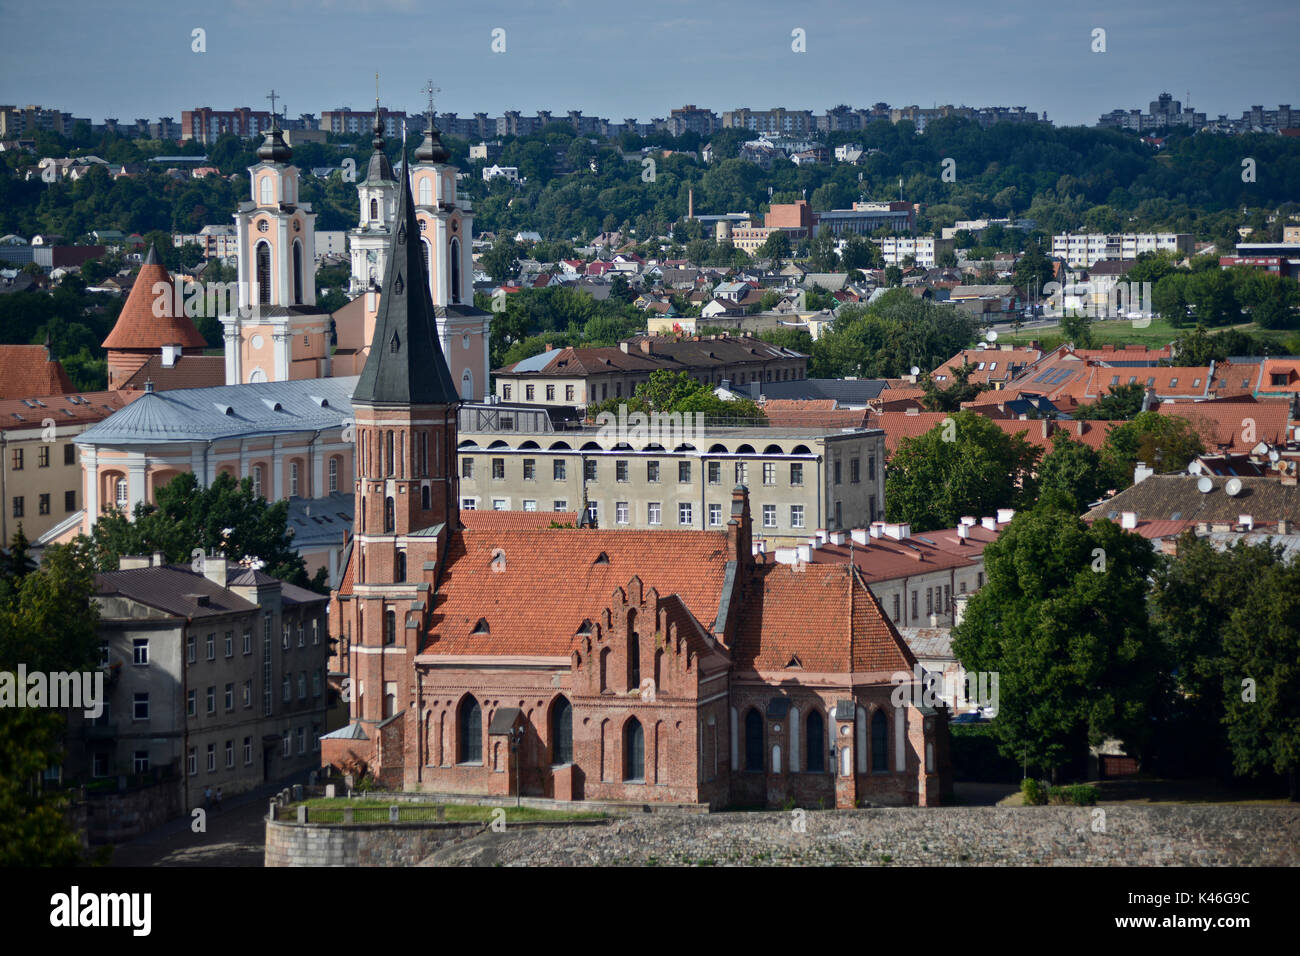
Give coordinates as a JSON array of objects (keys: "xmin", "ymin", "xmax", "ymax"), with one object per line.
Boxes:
[
  {"xmin": 86, "ymin": 472, "xmax": 327, "ymax": 591},
  {"xmin": 1035, "ymin": 432, "xmax": 1109, "ymax": 510},
  {"xmin": 885, "ymin": 411, "xmax": 1040, "ymax": 532},
  {"xmin": 1072, "ymin": 382, "xmax": 1146, "ymax": 420},
  {"xmin": 480, "ymin": 236, "xmax": 520, "ymax": 283},
  {"xmin": 759, "ymin": 230, "xmax": 790, "ymax": 260},
  {"xmin": 1013, "ymin": 240, "xmax": 1054, "ymax": 293},
  {"xmin": 952, "ymin": 504, "xmax": 1161, "ymax": 781},
  {"xmin": 1099, "ymin": 411, "xmax": 1205, "ymax": 490},
  {"xmin": 919, "ymin": 362, "xmax": 991, "ymax": 411}
]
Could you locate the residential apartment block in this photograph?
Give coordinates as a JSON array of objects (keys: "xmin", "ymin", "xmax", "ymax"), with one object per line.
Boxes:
[
  {"xmin": 65, "ymin": 555, "xmax": 329, "ymax": 817},
  {"xmin": 456, "ymin": 407, "xmax": 886, "ymax": 543},
  {"xmin": 877, "ymin": 236, "xmax": 954, "ymax": 268},
  {"xmin": 1052, "ymin": 232, "xmax": 1195, "ymax": 268}
]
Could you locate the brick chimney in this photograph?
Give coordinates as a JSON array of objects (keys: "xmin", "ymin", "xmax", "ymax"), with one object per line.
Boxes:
[
  {"xmin": 640, "ymin": 338, "xmax": 654, "ymax": 354},
  {"xmin": 726, "ymin": 485, "xmax": 753, "ymax": 567}
]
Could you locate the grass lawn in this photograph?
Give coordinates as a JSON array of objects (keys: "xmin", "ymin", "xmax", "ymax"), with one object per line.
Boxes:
[
  {"xmin": 995, "ymin": 776, "xmax": 1291, "ymax": 807},
  {"xmin": 288, "ymin": 798, "xmax": 607, "ymax": 823},
  {"xmin": 998, "ymin": 318, "xmax": 1293, "ymax": 349}
]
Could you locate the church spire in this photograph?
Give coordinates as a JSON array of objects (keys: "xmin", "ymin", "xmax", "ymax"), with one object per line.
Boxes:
[
  {"xmin": 414, "ymin": 80, "xmax": 449, "ymax": 164},
  {"xmin": 353, "ymin": 151, "xmax": 459, "ymax": 406}
]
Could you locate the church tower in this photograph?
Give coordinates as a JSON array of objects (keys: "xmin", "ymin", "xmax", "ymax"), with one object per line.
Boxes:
[
  {"xmin": 102, "ymin": 244, "xmax": 207, "ymax": 390},
  {"xmin": 221, "ymin": 102, "xmax": 330, "ymax": 384},
  {"xmin": 348, "ymin": 102, "xmax": 399, "ymax": 295},
  {"xmin": 347, "ymin": 152, "xmax": 461, "ymax": 731}
]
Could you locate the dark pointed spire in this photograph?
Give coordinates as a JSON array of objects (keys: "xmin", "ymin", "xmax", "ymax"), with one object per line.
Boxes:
[
  {"xmin": 353, "ymin": 151, "xmax": 459, "ymax": 406},
  {"xmin": 414, "ymin": 117, "xmax": 450, "ymax": 165},
  {"xmin": 256, "ymin": 124, "xmax": 292, "ymax": 163},
  {"xmin": 143, "ymin": 243, "xmax": 160, "ymax": 265},
  {"xmin": 365, "ymin": 104, "xmax": 395, "ymax": 185}
]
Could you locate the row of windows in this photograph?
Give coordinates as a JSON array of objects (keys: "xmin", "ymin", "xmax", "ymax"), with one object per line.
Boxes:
[
  {"xmin": 184, "ymin": 724, "xmax": 320, "ymax": 775},
  {"xmin": 461, "ymin": 497, "xmax": 809, "ymax": 530},
  {"xmin": 454, "ymin": 696, "xmax": 574, "ymax": 767},
  {"xmin": 742, "ymin": 707, "xmax": 891, "ymax": 773},
  {"xmin": 466, "ymin": 458, "xmax": 808, "ymax": 487},
  {"xmin": 12, "ymin": 491, "xmax": 76, "ymax": 517},
  {"xmin": 183, "ymin": 619, "xmax": 321, "ymax": 664},
  {"xmin": 499, "ymin": 366, "xmax": 806, "ymax": 403},
  {"xmin": 184, "ymin": 670, "xmax": 322, "ymax": 716},
  {"xmin": 11, "ymin": 445, "xmax": 76, "ymax": 469},
  {"xmin": 889, "ymin": 578, "xmax": 983, "ymax": 623}
]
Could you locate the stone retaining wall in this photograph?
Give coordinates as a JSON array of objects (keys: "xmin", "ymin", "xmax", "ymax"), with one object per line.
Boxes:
[{"xmin": 265, "ymin": 818, "xmax": 487, "ymax": 866}]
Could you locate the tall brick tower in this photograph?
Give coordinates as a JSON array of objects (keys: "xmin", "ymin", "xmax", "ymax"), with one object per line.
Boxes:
[{"xmin": 347, "ymin": 151, "xmax": 461, "ymax": 755}]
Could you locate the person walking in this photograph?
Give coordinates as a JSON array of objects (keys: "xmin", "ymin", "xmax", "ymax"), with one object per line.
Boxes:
[
  {"xmin": 214, "ymin": 787, "xmax": 223, "ymax": 812},
  {"xmin": 203, "ymin": 786, "xmax": 213, "ymax": 811}
]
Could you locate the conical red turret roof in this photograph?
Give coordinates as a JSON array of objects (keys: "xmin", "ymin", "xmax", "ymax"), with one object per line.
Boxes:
[{"xmin": 101, "ymin": 245, "xmax": 208, "ymax": 351}]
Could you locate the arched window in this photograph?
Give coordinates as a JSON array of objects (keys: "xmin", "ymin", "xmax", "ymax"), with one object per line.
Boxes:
[
  {"xmin": 744, "ymin": 709, "xmax": 763, "ymax": 772},
  {"xmin": 252, "ymin": 465, "xmax": 263, "ymax": 498},
  {"xmin": 260, "ymin": 176, "xmax": 273, "ymax": 205},
  {"xmin": 384, "ymin": 496, "xmax": 395, "ymax": 533},
  {"xmin": 805, "ymin": 709, "xmax": 825, "ymax": 773},
  {"xmin": 599, "ymin": 647, "xmax": 610, "ymax": 693},
  {"xmin": 395, "ymin": 551, "xmax": 406, "ymax": 582},
  {"xmin": 457, "ymin": 697, "xmax": 482, "ymax": 764},
  {"xmin": 114, "ymin": 477, "xmax": 129, "ymax": 508},
  {"xmin": 369, "ymin": 197, "xmax": 378, "ymax": 221},
  {"xmin": 418, "ymin": 177, "xmax": 432, "ymax": 206},
  {"xmin": 450, "ymin": 237, "xmax": 461, "ymax": 303},
  {"xmin": 384, "ymin": 609, "xmax": 396, "ymax": 645},
  {"xmin": 422, "ymin": 238, "xmax": 433, "ymax": 283},
  {"xmin": 385, "ymin": 430, "xmax": 394, "ymax": 476},
  {"xmin": 255, "ymin": 242, "xmax": 271, "ymax": 304},
  {"xmin": 551, "ymin": 697, "xmax": 573, "ymax": 765},
  {"xmin": 461, "ymin": 368, "xmax": 473, "ymax": 400},
  {"xmin": 871, "ymin": 710, "xmax": 888, "ymax": 772},
  {"xmin": 420, "ymin": 485, "xmax": 431, "ymax": 510},
  {"xmin": 289, "ymin": 461, "xmax": 300, "ymax": 497},
  {"xmin": 328, "ymin": 457, "xmax": 338, "ymax": 493},
  {"xmin": 292, "ymin": 240, "xmax": 303, "ymax": 305},
  {"xmin": 623, "ymin": 718, "xmax": 644, "ymax": 781}
]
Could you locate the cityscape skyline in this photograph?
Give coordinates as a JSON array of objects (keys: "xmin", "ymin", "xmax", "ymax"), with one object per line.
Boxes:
[{"xmin": 0, "ymin": 0, "xmax": 1295, "ymax": 130}]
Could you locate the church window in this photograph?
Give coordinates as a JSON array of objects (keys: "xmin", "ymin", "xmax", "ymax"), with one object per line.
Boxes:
[
  {"xmin": 450, "ymin": 238, "xmax": 461, "ymax": 303},
  {"xmin": 115, "ymin": 477, "xmax": 128, "ymax": 508},
  {"xmin": 628, "ymin": 628, "xmax": 640, "ymax": 689},
  {"xmin": 385, "ymin": 430, "xmax": 394, "ymax": 475},
  {"xmin": 255, "ymin": 242, "xmax": 271, "ymax": 305},
  {"xmin": 419, "ymin": 177, "xmax": 432, "ymax": 206},
  {"xmin": 421, "ymin": 485, "xmax": 431, "ymax": 510},
  {"xmin": 458, "ymin": 697, "xmax": 482, "ymax": 764},
  {"xmin": 292, "ymin": 241, "xmax": 303, "ymax": 305},
  {"xmin": 744, "ymin": 709, "xmax": 763, "ymax": 772},
  {"xmin": 260, "ymin": 177, "xmax": 273, "ymax": 205},
  {"xmin": 623, "ymin": 718, "xmax": 644, "ymax": 782},
  {"xmin": 384, "ymin": 609, "xmax": 396, "ymax": 645},
  {"xmin": 328, "ymin": 458, "xmax": 338, "ymax": 493},
  {"xmin": 384, "ymin": 496, "xmax": 395, "ymax": 533},
  {"xmin": 805, "ymin": 709, "xmax": 826, "ymax": 772},
  {"xmin": 872, "ymin": 710, "xmax": 888, "ymax": 772},
  {"xmin": 289, "ymin": 462, "xmax": 300, "ymax": 497},
  {"xmin": 369, "ymin": 198, "xmax": 378, "ymax": 221},
  {"xmin": 551, "ymin": 697, "xmax": 573, "ymax": 765},
  {"xmin": 253, "ymin": 465, "xmax": 263, "ymax": 498},
  {"xmin": 395, "ymin": 551, "xmax": 406, "ymax": 582}
]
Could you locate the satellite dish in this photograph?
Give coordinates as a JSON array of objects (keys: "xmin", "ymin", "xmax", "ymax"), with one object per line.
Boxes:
[
  {"xmin": 1225, "ymin": 478, "xmax": 1243, "ymax": 497},
  {"xmin": 1269, "ymin": 449, "xmax": 1281, "ymax": 462},
  {"xmin": 1188, "ymin": 461, "xmax": 1201, "ymax": 475},
  {"xmin": 986, "ymin": 329, "xmax": 998, "ymax": 342},
  {"xmin": 909, "ymin": 366, "xmax": 920, "ymax": 376},
  {"xmin": 1197, "ymin": 476, "xmax": 1213, "ymax": 494}
]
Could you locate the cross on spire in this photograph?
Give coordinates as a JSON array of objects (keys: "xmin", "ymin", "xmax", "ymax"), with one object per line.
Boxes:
[
  {"xmin": 421, "ymin": 80, "xmax": 440, "ymax": 126},
  {"xmin": 266, "ymin": 89, "xmax": 279, "ymax": 122}
]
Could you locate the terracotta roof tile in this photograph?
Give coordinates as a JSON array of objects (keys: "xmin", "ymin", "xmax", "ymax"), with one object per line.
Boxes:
[
  {"xmin": 0, "ymin": 345, "xmax": 74, "ymax": 398},
  {"xmin": 101, "ymin": 247, "xmax": 207, "ymax": 351}
]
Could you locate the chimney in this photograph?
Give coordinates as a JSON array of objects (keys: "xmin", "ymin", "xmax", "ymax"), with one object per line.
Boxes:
[
  {"xmin": 1121, "ymin": 511, "xmax": 1138, "ymax": 530},
  {"xmin": 796, "ymin": 543, "xmax": 812, "ymax": 563},
  {"xmin": 996, "ymin": 508, "xmax": 1015, "ymax": 524},
  {"xmin": 1195, "ymin": 522, "xmax": 1210, "ymax": 534},
  {"xmin": 869, "ymin": 522, "xmax": 883, "ymax": 538},
  {"xmin": 726, "ymin": 485, "xmax": 753, "ymax": 566},
  {"xmin": 639, "ymin": 338, "xmax": 653, "ymax": 354},
  {"xmin": 959, "ymin": 516, "xmax": 977, "ymax": 526},
  {"xmin": 851, "ymin": 528, "xmax": 869, "ymax": 546},
  {"xmin": 883, "ymin": 523, "xmax": 910, "ymax": 540},
  {"xmin": 816, "ymin": 529, "xmax": 828, "ymax": 543},
  {"xmin": 1239, "ymin": 514, "xmax": 1253, "ymax": 531},
  {"xmin": 980, "ymin": 516, "xmax": 996, "ymax": 531},
  {"xmin": 829, "ymin": 531, "xmax": 846, "ymax": 546},
  {"xmin": 619, "ymin": 341, "xmax": 630, "ymax": 353},
  {"xmin": 151, "ymin": 551, "xmax": 165, "ymax": 566},
  {"xmin": 1075, "ymin": 420, "xmax": 1085, "ymax": 436},
  {"xmin": 807, "ymin": 536, "xmax": 821, "ymax": 550},
  {"xmin": 202, "ymin": 554, "xmax": 229, "ymax": 589},
  {"xmin": 119, "ymin": 555, "xmax": 151, "ymax": 570},
  {"xmin": 1278, "ymin": 519, "xmax": 1290, "ymax": 534},
  {"xmin": 161, "ymin": 343, "xmax": 180, "ymax": 368},
  {"xmin": 957, "ymin": 523, "xmax": 969, "ymax": 542},
  {"xmin": 1133, "ymin": 462, "xmax": 1155, "ymax": 485}
]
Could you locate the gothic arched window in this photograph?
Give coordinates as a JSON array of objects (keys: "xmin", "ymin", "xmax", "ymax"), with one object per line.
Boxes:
[
  {"xmin": 623, "ymin": 718, "xmax": 644, "ymax": 781},
  {"xmin": 805, "ymin": 709, "xmax": 826, "ymax": 772},
  {"xmin": 418, "ymin": 177, "xmax": 432, "ymax": 206},
  {"xmin": 744, "ymin": 708, "xmax": 763, "ymax": 772},
  {"xmin": 260, "ymin": 176, "xmax": 273, "ymax": 205},
  {"xmin": 385, "ymin": 430, "xmax": 394, "ymax": 476},
  {"xmin": 383, "ymin": 609, "xmax": 396, "ymax": 645},
  {"xmin": 420, "ymin": 485, "xmax": 431, "ymax": 510},
  {"xmin": 384, "ymin": 496, "xmax": 395, "ymax": 533},
  {"xmin": 292, "ymin": 241, "xmax": 303, "ymax": 305},
  {"xmin": 395, "ymin": 551, "xmax": 406, "ymax": 582},
  {"xmin": 369, "ymin": 197, "xmax": 378, "ymax": 221},
  {"xmin": 458, "ymin": 697, "xmax": 482, "ymax": 764},
  {"xmin": 551, "ymin": 696, "xmax": 573, "ymax": 765}
]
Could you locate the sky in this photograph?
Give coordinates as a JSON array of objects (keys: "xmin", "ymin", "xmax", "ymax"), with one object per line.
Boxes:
[{"xmin": 0, "ymin": 0, "xmax": 1296, "ymax": 129}]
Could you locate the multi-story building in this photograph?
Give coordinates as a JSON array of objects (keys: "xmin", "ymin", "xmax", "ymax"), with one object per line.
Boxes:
[
  {"xmin": 668, "ymin": 105, "xmax": 720, "ymax": 136},
  {"xmin": 181, "ymin": 107, "xmax": 275, "ymax": 145},
  {"xmin": 173, "ymin": 225, "xmax": 239, "ymax": 260},
  {"xmin": 814, "ymin": 201, "xmax": 916, "ymax": 237},
  {"xmin": 723, "ymin": 107, "xmax": 816, "ymax": 136},
  {"xmin": 0, "ymin": 104, "xmax": 88, "ymax": 137},
  {"xmin": 1052, "ymin": 232, "xmax": 1195, "ymax": 268},
  {"xmin": 493, "ymin": 335, "xmax": 808, "ymax": 409},
  {"xmin": 319, "ymin": 107, "xmax": 407, "ymax": 138},
  {"xmin": 455, "ymin": 405, "xmax": 886, "ymax": 541},
  {"xmin": 65, "ymin": 555, "xmax": 329, "ymax": 813},
  {"xmin": 0, "ymin": 390, "xmax": 131, "ymax": 545},
  {"xmin": 877, "ymin": 236, "xmax": 953, "ymax": 268}
]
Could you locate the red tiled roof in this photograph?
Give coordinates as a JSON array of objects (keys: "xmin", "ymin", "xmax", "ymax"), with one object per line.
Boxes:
[
  {"xmin": 932, "ymin": 348, "xmax": 1042, "ymax": 386},
  {"xmin": 426, "ymin": 515, "xmax": 731, "ymax": 656},
  {"xmin": 118, "ymin": 354, "xmax": 227, "ymax": 392},
  {"xmin": 0, "ymin": 389, "xmax": 131, "ymax": 426},
  {"xmin": 732, "ymin": 563, "xmax": 915, "ymax": 673},
  {"xmin": 762, "ymin": 399, "xmax": 868, "ymax": 429},
  {"xmin": 101, "ymin": 249, "xmax": 207, "ymax": 351},
  {"xmin": 0, "ymin": 345, "xmax": 75, "ymax": 398},
  {"xmin": 868, "ymin": 410, "xmax": 949, "ymax": 455},
  {"xmin": 1155, "ymin": 397, "xmax": 1291, "ymax": 451}
]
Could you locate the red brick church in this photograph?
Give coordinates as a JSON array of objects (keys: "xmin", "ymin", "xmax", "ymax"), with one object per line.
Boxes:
[{"xmin": 322, "ymin": 133, "xmax": 951, "ymax": 808}]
